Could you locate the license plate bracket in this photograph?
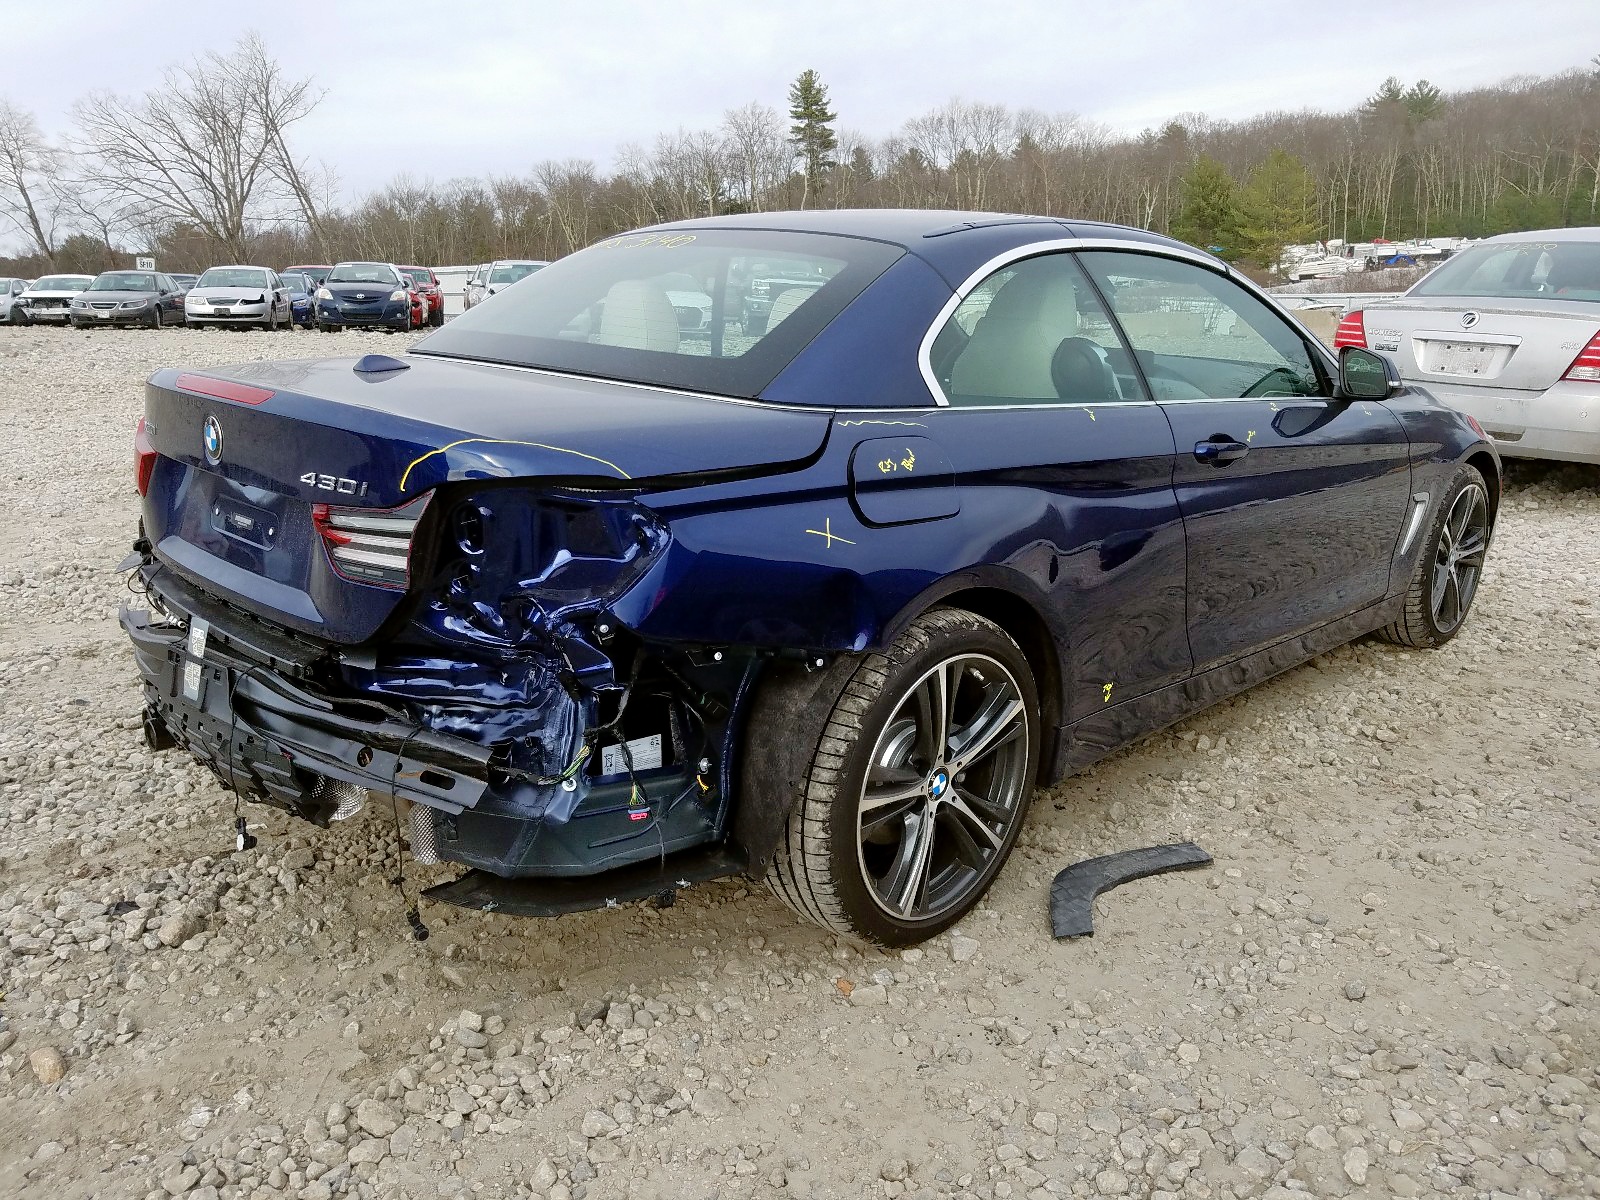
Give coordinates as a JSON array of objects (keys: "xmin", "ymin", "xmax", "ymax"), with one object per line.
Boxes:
[{"xmin": 1429, "ymin": 340, "xmax": 1495, "ymax": 376}]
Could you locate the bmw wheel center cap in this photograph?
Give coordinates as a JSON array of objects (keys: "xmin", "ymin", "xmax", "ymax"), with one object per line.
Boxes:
[
  {"xmin": 930, "ymin": 770, "xmax": 950, "ymax": 799},
  {"xmin": 203, "ymin": 415, "xmax": 224, "ymax": 465}
]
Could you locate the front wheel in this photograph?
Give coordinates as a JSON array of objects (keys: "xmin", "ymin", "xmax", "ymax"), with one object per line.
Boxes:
[
  {"xmin": 765, "ymin": 608, "xmax": 1040, "ymax": 945},
  {"xmin": 150, "ymin": 308, "xmax": 163, "ymax": 330},
  {"xmin": 1377, "ymin": 464, "xmax": 1492, "ymax": 648}
]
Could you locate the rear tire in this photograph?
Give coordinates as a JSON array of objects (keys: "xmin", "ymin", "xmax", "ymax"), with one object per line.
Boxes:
[
  {"xmin": 764, "ymin": 608, "xmax": 1040, "ymax": 945},
  {"xmin": 150, "ymin": 308, "xmax": 162, "ymax": 330},
  {"xmin": 1377, "ymin": 464, "xmax": 1491, "ymax": 648}
]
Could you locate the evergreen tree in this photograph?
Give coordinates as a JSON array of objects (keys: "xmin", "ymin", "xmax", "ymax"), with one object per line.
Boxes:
[
  {"xmin": 787, "ymin": 69, "xmax": 837, "ymax": 208},
  {"xmin": 1238, "ymin": 149, "xmax": 1319, "ymax": 269},
  {"xmin": 1169, "ymin": 155, "xmax": 1243, "ymax": 258},
  {"xmin": 1403, "ymin": 80, "xmax": 1443, "ymax": 123}
]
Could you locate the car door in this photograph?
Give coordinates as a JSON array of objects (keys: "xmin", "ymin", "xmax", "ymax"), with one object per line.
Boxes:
[
  {"xmin": 923, "ymin": 249, "xmax": 1192, "ymax": 723},
  {"xmin": 1077, "ymin": 250, "xmax": 1413, "ymax": 672}
]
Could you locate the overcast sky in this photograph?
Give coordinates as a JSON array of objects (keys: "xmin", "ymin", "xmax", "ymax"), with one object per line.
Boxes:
[{"xmin": 7, "ymin": 0, "xmax": 1599, "ymax": 197}]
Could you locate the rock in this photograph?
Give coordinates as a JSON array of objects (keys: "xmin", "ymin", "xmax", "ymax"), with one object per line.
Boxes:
[
  {"xmin": 283, "ymin": 847, "xmax": 315, "ymax": 871},
  {"xmin": 457, "ymin": 1009, "xmax": 484, "ymax": 1032},
  {"xmin": 850, "ymin": 983, "xmax": 887, "ymax": 1007},
  {"xmin": 389, "ymin": 1124, "xmax": 417, "ymax": 1159},
  {"xmin": 29, "ymin": 1047, "xmax": 67, "ymax": 1084},
  {"xmin": 346, "ymin": 1137, "xmax": 388, "ymax": 1164},
  {"xmin": 353, "ymin": 1098, "xmax": 399, "ymax": 1138},
  {"xmin": 1391, "ymin": 1106, "xmax": 1426, "ymax": 1133},
  {"xmin": 949, "ymin": 934, "xmax": 979, "ymax": 962},
  {"xmin": 581, "ymin": 1109, "xmax": 619, "ymax": 1138},
  {"xmin": 1343, "ymin": 980, "xmax": 1367, "ymax": 1001},
  {"xmin": 163, "ymin": 1164, "xmax": 201, "ymax": 1194},
  {"xmin": 1235, "ymin": 1146, "xmax": 1273, "ymax": 1178},
  {"xmin": 1342, "ymin": 1146, "xmax": 1369, "ymax": 1185},
  {"xmin": 533, "ymin": 1158, "xmax": 559, "ymax": 1189},
  {"xmin": 880, "ymin": 1158, "xmax": 908, "ymax": 1182},
  {"xmin": 1306, "ymin": 1125, "xmax": 1337, "ymax": 1152},
  {"xmin": 691, "ymin": 1088, "xmax": 732, "ymax": 1118},
  {"xmin": 157, "ymin": 911, "xmax": 201, "ymax": 948},
  {"xmin": 454, "ymin": 1027, "xmax": 488, "ymax": 1048},
  {"xmin": 1031, "ymin": 1110, "xmax": 1058, "ymax": 1136}
]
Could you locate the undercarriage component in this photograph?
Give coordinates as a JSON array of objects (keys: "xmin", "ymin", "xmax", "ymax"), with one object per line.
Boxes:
[
  {"xmin": 422, "ymin": 844, "xmax": 748, "ymax": 916},
  {"xmin": 1048, "ymin": 842, "xmax": 1212, "ymax": 938}
]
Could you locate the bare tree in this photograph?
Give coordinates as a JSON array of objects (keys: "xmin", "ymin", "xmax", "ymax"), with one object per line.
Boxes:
[
  {"xmin": 70, "ymin": 35, "xmax": 322, "ymax": 262},
  {"xmin": 0, "ymin": 100, "xmax": 61, "ymax": 263}
]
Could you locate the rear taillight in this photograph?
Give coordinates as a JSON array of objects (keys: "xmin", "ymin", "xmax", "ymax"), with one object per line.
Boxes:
[
  {"xmin": 1560, "ymin": 331, "xmax": 1600, "ymax": 383},
  {"xmin": 134, "ymin": 417, "xmax": 157, "ymax": 496},
  {"xmin": 1333, "ymin": 310, "xmax": 1367, "ymax": 349},
  {"xmin": 312, "ymin": 494, "xmax": 431, "ymax": 589}
]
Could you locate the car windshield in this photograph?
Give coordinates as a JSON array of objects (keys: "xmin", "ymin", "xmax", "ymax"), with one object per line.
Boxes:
[
  {"xmin": 403, "ymin": 268, "xmax": 434, "ymax": 283},
  {"xmin": 414, "ymin": 229, "xmax": 902, "ymax": 397},
  {"xmin": 90, "ymin": 273, "xmax": 156, "ymax": 292},
  {"xmin": 1411, "ymin": 239, "xmax": 1600, "ymax": 303},
  {"xmin": 30, "ymin": 276, "xmax": 93, "ymax": 290},
  {"xmin": 489, "ymin": 263, "xmax": 541, "ymax": 285},
  {"xmin": 197, "ymin": 268, "xmax": 270, "ymax": 288},
  {"xmin": 328, "ymin": 263, "xmax": 400, "ymax": 284},
  {"xmin": 280, "ymin": 273, "xmax": 311, "ymax": 292}
]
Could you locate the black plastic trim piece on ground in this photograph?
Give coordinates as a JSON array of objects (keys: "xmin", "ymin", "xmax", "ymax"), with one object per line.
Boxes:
[
  {"xmin": 422, "ymin": 844, "xmax": 749, "ymax": 917},
  {"xmin": 1049, "ymin": 842, "xmax": 1212, "ymax": 939}
]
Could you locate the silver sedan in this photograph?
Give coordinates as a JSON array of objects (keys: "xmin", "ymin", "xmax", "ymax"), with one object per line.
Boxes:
[{"xmin": 1339, "ymin": 228, "xmax": 1600, "ymax": 464}]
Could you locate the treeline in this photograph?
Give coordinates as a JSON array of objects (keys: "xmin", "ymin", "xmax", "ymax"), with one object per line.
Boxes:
[{"xmin": 2, "ymin": 39, "xmax": 1599, "ymax": 277}]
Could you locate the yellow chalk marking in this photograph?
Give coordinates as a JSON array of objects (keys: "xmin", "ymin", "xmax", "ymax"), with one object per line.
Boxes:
[
  {"xmin": 878, "ymin": 458, "xmax": 897, "ymax": 474},
  {"xmin": 1102, "ymin": 682, "xmax": 1114, "ymax": 703},
  {"xmin": 804, "ymin": 517, "xmax": 856, "ymax": 549},
  {"xmin": 1245, "ymin": 430, "xmax": 1257, "ymax": 442},
  {"xmin": 1085, "ymin": 408, "xmax": 1097, "ymax": 421},
  {"xmin": 900, "ymin": 448, "xmax": 916, "ymax": 472},
  {"xmin": 400, "ymin": 439, "xmax": 631, "ymax": 491}
]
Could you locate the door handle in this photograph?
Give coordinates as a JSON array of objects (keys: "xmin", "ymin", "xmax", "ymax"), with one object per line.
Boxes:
[{"xmin": 1194, "ymin": 437, "xmax": 1249, "ymax": 466}]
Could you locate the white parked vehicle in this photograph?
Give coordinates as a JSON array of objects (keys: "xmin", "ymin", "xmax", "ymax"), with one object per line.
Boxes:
[
  {"xmin": 184, "ymin": 266, "xmax": 293, "ymax": 330},
  {"xmin": 463, "ymin": 259, "xmax": 548, "ymax": 310},
  {"xmin": 0, "ymin": 276, "xmax": 33, "ymax": 323},
  {"xmin": 1340, "ymin": 227, "xmax": 1600, "ymax": 464},
  {"xmin": 15, "ymin": 274, "xmax": 94, "ymax": 324}
]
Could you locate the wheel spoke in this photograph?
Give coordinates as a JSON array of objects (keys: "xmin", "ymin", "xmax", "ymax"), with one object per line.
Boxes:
[
  {"xmin": 944, "ymin": 790, "xmax": 1005, "ymax": 853},
  {"xmin": 937, "ymin": 805, "xmax": 989, "ymax": 869},
  {"xmin": 1454, "ymin": 529, "xmax": 1488, "ymax": 565},
  {"xmin": 860, "ymin": 796, "xmax": 921, "ymax": 841},
  {"xmin": 948, "ymin": 690, "xmax": 1024, "ymax": 775},
  {"xmin": 881, "ymin": 811, "xmax": 936, "ymax": 917},
  {"xmin": 1439, "ymin": 568, "xmax": 1461, "ymax": 628},
  {"xmin": 915, "ymin": 663, "xmax": 953, "ymax": 765},
  {"xmin": 1431, "ymin": 561, "xmax": 1452, "ymax": 615}
]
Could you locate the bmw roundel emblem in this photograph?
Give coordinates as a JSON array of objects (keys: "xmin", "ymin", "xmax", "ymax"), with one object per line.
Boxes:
[
  {"xmin": 1460, "ymin": 310, "xmax": 1480, "ymax": 329},
  {"xmin": 202, "ymin": 415, "xmax": 224, "ymax": 465}
]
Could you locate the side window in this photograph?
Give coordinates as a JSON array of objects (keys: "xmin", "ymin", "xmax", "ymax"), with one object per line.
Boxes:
[
  {"xmin": 930, "ymin": 253, "xmax": 1142, "ymax": 406},
  {"xmin": 1077, "ymin": 251, "xmax": 1327, "ymax": 400}
]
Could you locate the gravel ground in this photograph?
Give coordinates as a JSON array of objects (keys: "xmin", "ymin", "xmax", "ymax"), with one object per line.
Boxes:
[{"xmin": 1, "ymin": 326, "xmax": 1598, "ymax": 1200}]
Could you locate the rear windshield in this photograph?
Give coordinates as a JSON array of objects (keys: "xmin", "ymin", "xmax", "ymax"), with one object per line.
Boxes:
[
  {"xmin": 197, "ymin": 268, "xmax": 270, "ymax": 288},
  {"xmin": 1412, "ymin": 240, "xmax": 1600, "ymax": 302},
  {"xmin": 280, "ymin": 273, "xmax": 311, "ymax": 291},
  {"xmin": 329, "ymin": 262, "xmax": 400, "ymax": 284},
  {"xmin": 90, "ymin": 273, "xmax": 156, "ymax": 291},
  {"xmin": 402, "ymin": 267, "xmax": 435, "ymax": 283},
  {"xmin": 416, "ymin": 230, "xmax": 902, "ymax": 397}
]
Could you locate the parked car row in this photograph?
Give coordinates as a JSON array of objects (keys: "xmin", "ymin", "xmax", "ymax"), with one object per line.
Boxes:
[{"xmin": 0, "ymin": 261, "xmax": 451, "ymax": 331}]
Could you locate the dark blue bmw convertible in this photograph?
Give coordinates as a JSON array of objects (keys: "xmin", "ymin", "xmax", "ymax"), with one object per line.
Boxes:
[{"xmin": 122, "ymin": 210, "xmax": 1499, "ymax": 945}]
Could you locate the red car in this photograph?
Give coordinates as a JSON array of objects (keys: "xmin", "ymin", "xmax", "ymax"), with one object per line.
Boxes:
[
  {"xmin": 401, "ymin": 265, "xmax": 445, "ymax": 326},
  {"xmin": 399, "ymin": 272, "xmax": 428, "ymax": 329}
]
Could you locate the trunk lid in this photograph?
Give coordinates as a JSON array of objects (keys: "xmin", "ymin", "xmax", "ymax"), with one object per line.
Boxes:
[
  {"xmin": 141, "ymin": 353, "xmax": 831, "ymax": 643},
  {"xmin": 1364, "ymin": 296, "xmax": 1600, "ymax": 392}
]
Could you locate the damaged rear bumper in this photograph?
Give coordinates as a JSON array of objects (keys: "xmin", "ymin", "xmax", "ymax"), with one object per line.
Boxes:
[
  {"xmin": 119, "ymin": 564, "xmax": 753, "ymax": 909},
  {"xmin": 123, "ymin": 604, "xmax": 493, "ymax": 819}
]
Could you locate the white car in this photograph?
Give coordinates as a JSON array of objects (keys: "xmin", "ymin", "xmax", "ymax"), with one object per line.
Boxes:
[
  {"xmin": 1339, "ymin": 227, "xmax": 1600, "ymax": 464},
  {"xmin": 185, "ymin": 265, "xmax": 293, "ymax": 330},
  {"xmin": 0, "ymin": 276, "xmax": 33, "ymax": 323},
  {"xmin": 16, "ymin": 274, "xmax": 95, "ymax": 324},
  {"xmin": 463, "ymin": 259, "xmax": 548, "ymax": 310}
]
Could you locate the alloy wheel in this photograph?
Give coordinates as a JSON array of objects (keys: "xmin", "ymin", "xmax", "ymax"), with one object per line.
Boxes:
[
  {"xmin": 1431, "ymin": 482, "xmax": 1489, "ymax": 634},
  {"xmin": 856, "ymin": 654, "xmax": 1031, "ymax": 922}
]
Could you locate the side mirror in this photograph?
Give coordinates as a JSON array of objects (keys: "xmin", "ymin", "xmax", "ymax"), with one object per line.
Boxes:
[{"xmin": 1338, "ymin": 345, "xmax": 1399, "ymax": 400}]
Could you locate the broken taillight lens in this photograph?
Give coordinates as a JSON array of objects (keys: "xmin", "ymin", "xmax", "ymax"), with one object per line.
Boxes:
[
  {"xmin": 134, "ymin": 417, "xmax": 157, "ymax": 496},
  {"xmin": 1333, "ymin": 310, "xmax": 1367, "ymax": 349},
  {"xmin": 1560, "ymin": 331, "xmax": 1600, "ymax": 383},
  {"xmin": 312, "ymin": 493, "xmax": 431, "ymax": 589}
]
